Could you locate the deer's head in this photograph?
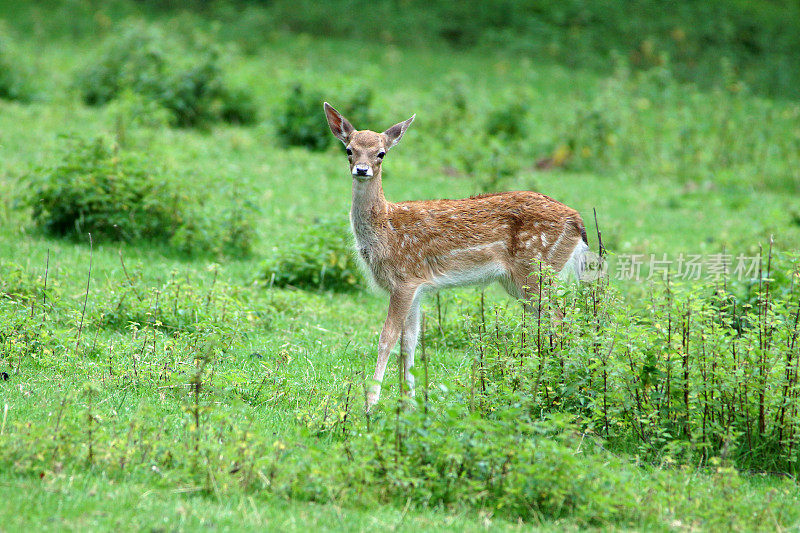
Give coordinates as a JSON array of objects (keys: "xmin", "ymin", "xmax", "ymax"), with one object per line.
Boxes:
[{"xmin": 324, "ymin": 102, "xmax": 414, "ymax": 181}]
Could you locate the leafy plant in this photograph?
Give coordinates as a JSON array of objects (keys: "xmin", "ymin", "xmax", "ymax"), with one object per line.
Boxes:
[
  {"xmin": 349, "ymin": 406, "xmax": 636, "ymax": 524},
  {"xmin": 260, "ymin": 218, "xmax": 361, "ymax": 292},
  {"xmin": 27, "ymin": 137, "xmax": 184, "ymax": 241},
  {"xmin": 75, "ymin": 21, "xmax": 256, "ymax": 128},
  {"xmin": 24, "ymin": 136, "xmax": 257, "ymax": 257},
  {"xmin": 275, "ymin": 84, "xmax": 329, "ymax": 151},
  {"xmin": 276, "ymin": 84, "xmax": 375, "ymax": 150},
  {"xmin": 485, "ymin": 96, "xmax": 527, "ymax": 140},
  {"xmin": 0, "ymin": 261, "xmax": 52, "ymax": 304}
]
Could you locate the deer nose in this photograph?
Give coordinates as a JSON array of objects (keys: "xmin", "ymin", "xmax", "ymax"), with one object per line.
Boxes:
[{"xmin": 354, "ymin": 165, "xmax": 371, "ymax": 177}]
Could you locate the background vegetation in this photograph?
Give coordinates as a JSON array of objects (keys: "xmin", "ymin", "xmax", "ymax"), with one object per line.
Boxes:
[{"xmin": 0, "ymin": 0, "xmax": 799, "ymax": 529}]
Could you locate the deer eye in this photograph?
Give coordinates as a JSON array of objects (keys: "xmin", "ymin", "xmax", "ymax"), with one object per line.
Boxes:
[
  {"xmin": 377, "ymin": 151, "xmax": 385, "ymax": 159},
  {"xmin": 346, "ymin": 148, "xmax": 352, "ymax": 156}
]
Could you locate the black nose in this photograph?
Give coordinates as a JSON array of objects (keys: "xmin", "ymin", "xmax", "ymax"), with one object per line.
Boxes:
[{"xmin": 356, "ymin": 168, "xmax": 368, "ymax": 176}]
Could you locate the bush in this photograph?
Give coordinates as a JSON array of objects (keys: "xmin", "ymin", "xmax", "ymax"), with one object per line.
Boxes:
[
  {"xmin": 276, "ymin": 84, "xmax": 375, "ymax": 150},
  {"xmin": 275, "ymin": 85, "xmax": 328, "ymax": 151},
  {"xmin": 421, "ymin": 79, "xmax": 529, "ymax": 192},
  {"xmin": 27, "ymin": 137, "xmax": 184, "ymax": 241},
  {"xmin": 347, "ymin": 408, "xmax": 636, "ymax": 523},
  {"xmin": 260, "ymin": 218, "xmax": 361, "ymax": 292},
  {"xmin": 485, "ymin": 97, "xmax": 527, "ymax": 140},
  {"xmin": 25, "ymin": 136, "xmax": 257, "ymax": 257},
  {"xmin": 75, "ymin": 21, "xmax": 256, "ymax": 128}
]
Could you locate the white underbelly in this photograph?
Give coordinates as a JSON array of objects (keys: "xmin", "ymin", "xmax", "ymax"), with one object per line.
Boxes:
[{"xmin": 431, "ymin": 262, "xmax": 506, "ymax": 289}]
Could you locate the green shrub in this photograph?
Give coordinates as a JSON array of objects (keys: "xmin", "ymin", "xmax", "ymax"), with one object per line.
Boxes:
[
  {"xmin": 276, "ymin": 84, "xmax": 375, "ymax": 150},
  {"xmin": 290, "ymin": 388, "xmax": 636, "ymax": 524},
  {"xmin": 485, "ymin": 98, "xmax": 527, "ymax": 140},
  {"xmin": 475, "ymin": 91, "xmax": 534, "ymax": 191},
  {"xmin": 25, "ymin": 136, "xmax": 257, "ymax": 257},
  {"xmin": 260, "ymin": 218, "xmax": 361, "ymax": 292},
  {"xmin": 422, "ymin": 79, "xmax": 529, "ymax": 192},
  {"xmin": 27, "ymin": 137, "xmax": 184, "ymax": 241},
  {"xmin": 348, "ymin": 408, "xmax": 636, "ymax": 523},
  {"xmin": 275, "ymin": 85, "xmax": 328, "ymax": 151},
  {"xmin": 75, "ymin": 21, "xmax": 256, "ymax": 128}
]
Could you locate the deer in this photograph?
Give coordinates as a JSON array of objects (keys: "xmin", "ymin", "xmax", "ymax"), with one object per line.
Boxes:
[{"xmin": 323, "ymin": 102, "xmax": 590, "ymax": 409}]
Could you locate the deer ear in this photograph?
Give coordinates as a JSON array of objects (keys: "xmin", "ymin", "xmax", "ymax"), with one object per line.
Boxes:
[
  {"xmin": 324, "ymin": 102, "xmax": 355, "ymax": 145},
  {"xmin": 382, "ymin": 114, "xmax": 415, "ymax": 151}
]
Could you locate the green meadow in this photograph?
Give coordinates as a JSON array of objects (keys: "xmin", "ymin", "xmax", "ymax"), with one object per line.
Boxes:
[{"xmin": 1, "ymin": 1, "xmax": 799, "ymax": 530}]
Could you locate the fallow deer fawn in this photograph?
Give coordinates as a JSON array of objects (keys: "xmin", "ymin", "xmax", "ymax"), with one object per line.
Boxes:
[{"xmin": 323, "ymin": 102, "xmax": 589, "ymax": 409}]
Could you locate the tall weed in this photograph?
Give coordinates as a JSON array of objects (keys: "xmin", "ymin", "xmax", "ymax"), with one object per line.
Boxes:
[{"xmin": 457, "ymin": 253, "xmax": 800, "ymax": 473}]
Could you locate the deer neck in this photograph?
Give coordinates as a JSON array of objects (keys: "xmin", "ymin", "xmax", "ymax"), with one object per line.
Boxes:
[{"xmin": 350, "ymin": 171, "xmax": 388, "ymax": 254}]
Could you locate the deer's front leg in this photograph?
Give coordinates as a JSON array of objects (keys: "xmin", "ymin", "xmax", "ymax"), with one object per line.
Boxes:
[
  {"xmin": 400, "ymin": 299, "xmax": 422, "ymax": 397},
  {"xmin": 367, "ymin": 289, "xmax": 414, "ymax": 409}
]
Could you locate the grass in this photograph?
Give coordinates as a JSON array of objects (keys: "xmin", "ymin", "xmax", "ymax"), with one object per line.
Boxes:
[
  {"xmin": 1, "ymin": 467, "xmax": 798, "ymax": 532},
  {"xmin": 1, "ymin": 2, "xmax": 800, "ymax": 530},
  {"xmin": 1, "ymin": 474, "xmax": 528, "ymax": 532}
]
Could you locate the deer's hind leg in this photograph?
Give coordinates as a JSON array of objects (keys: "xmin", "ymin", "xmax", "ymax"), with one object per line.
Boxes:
[
  {"xmin": 499, "ymin": 270, "xmax": 539, "ymax": 313},
  {"xmin": 502, "ymin": 263, "xmax": 568, "ymax": 322}
]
